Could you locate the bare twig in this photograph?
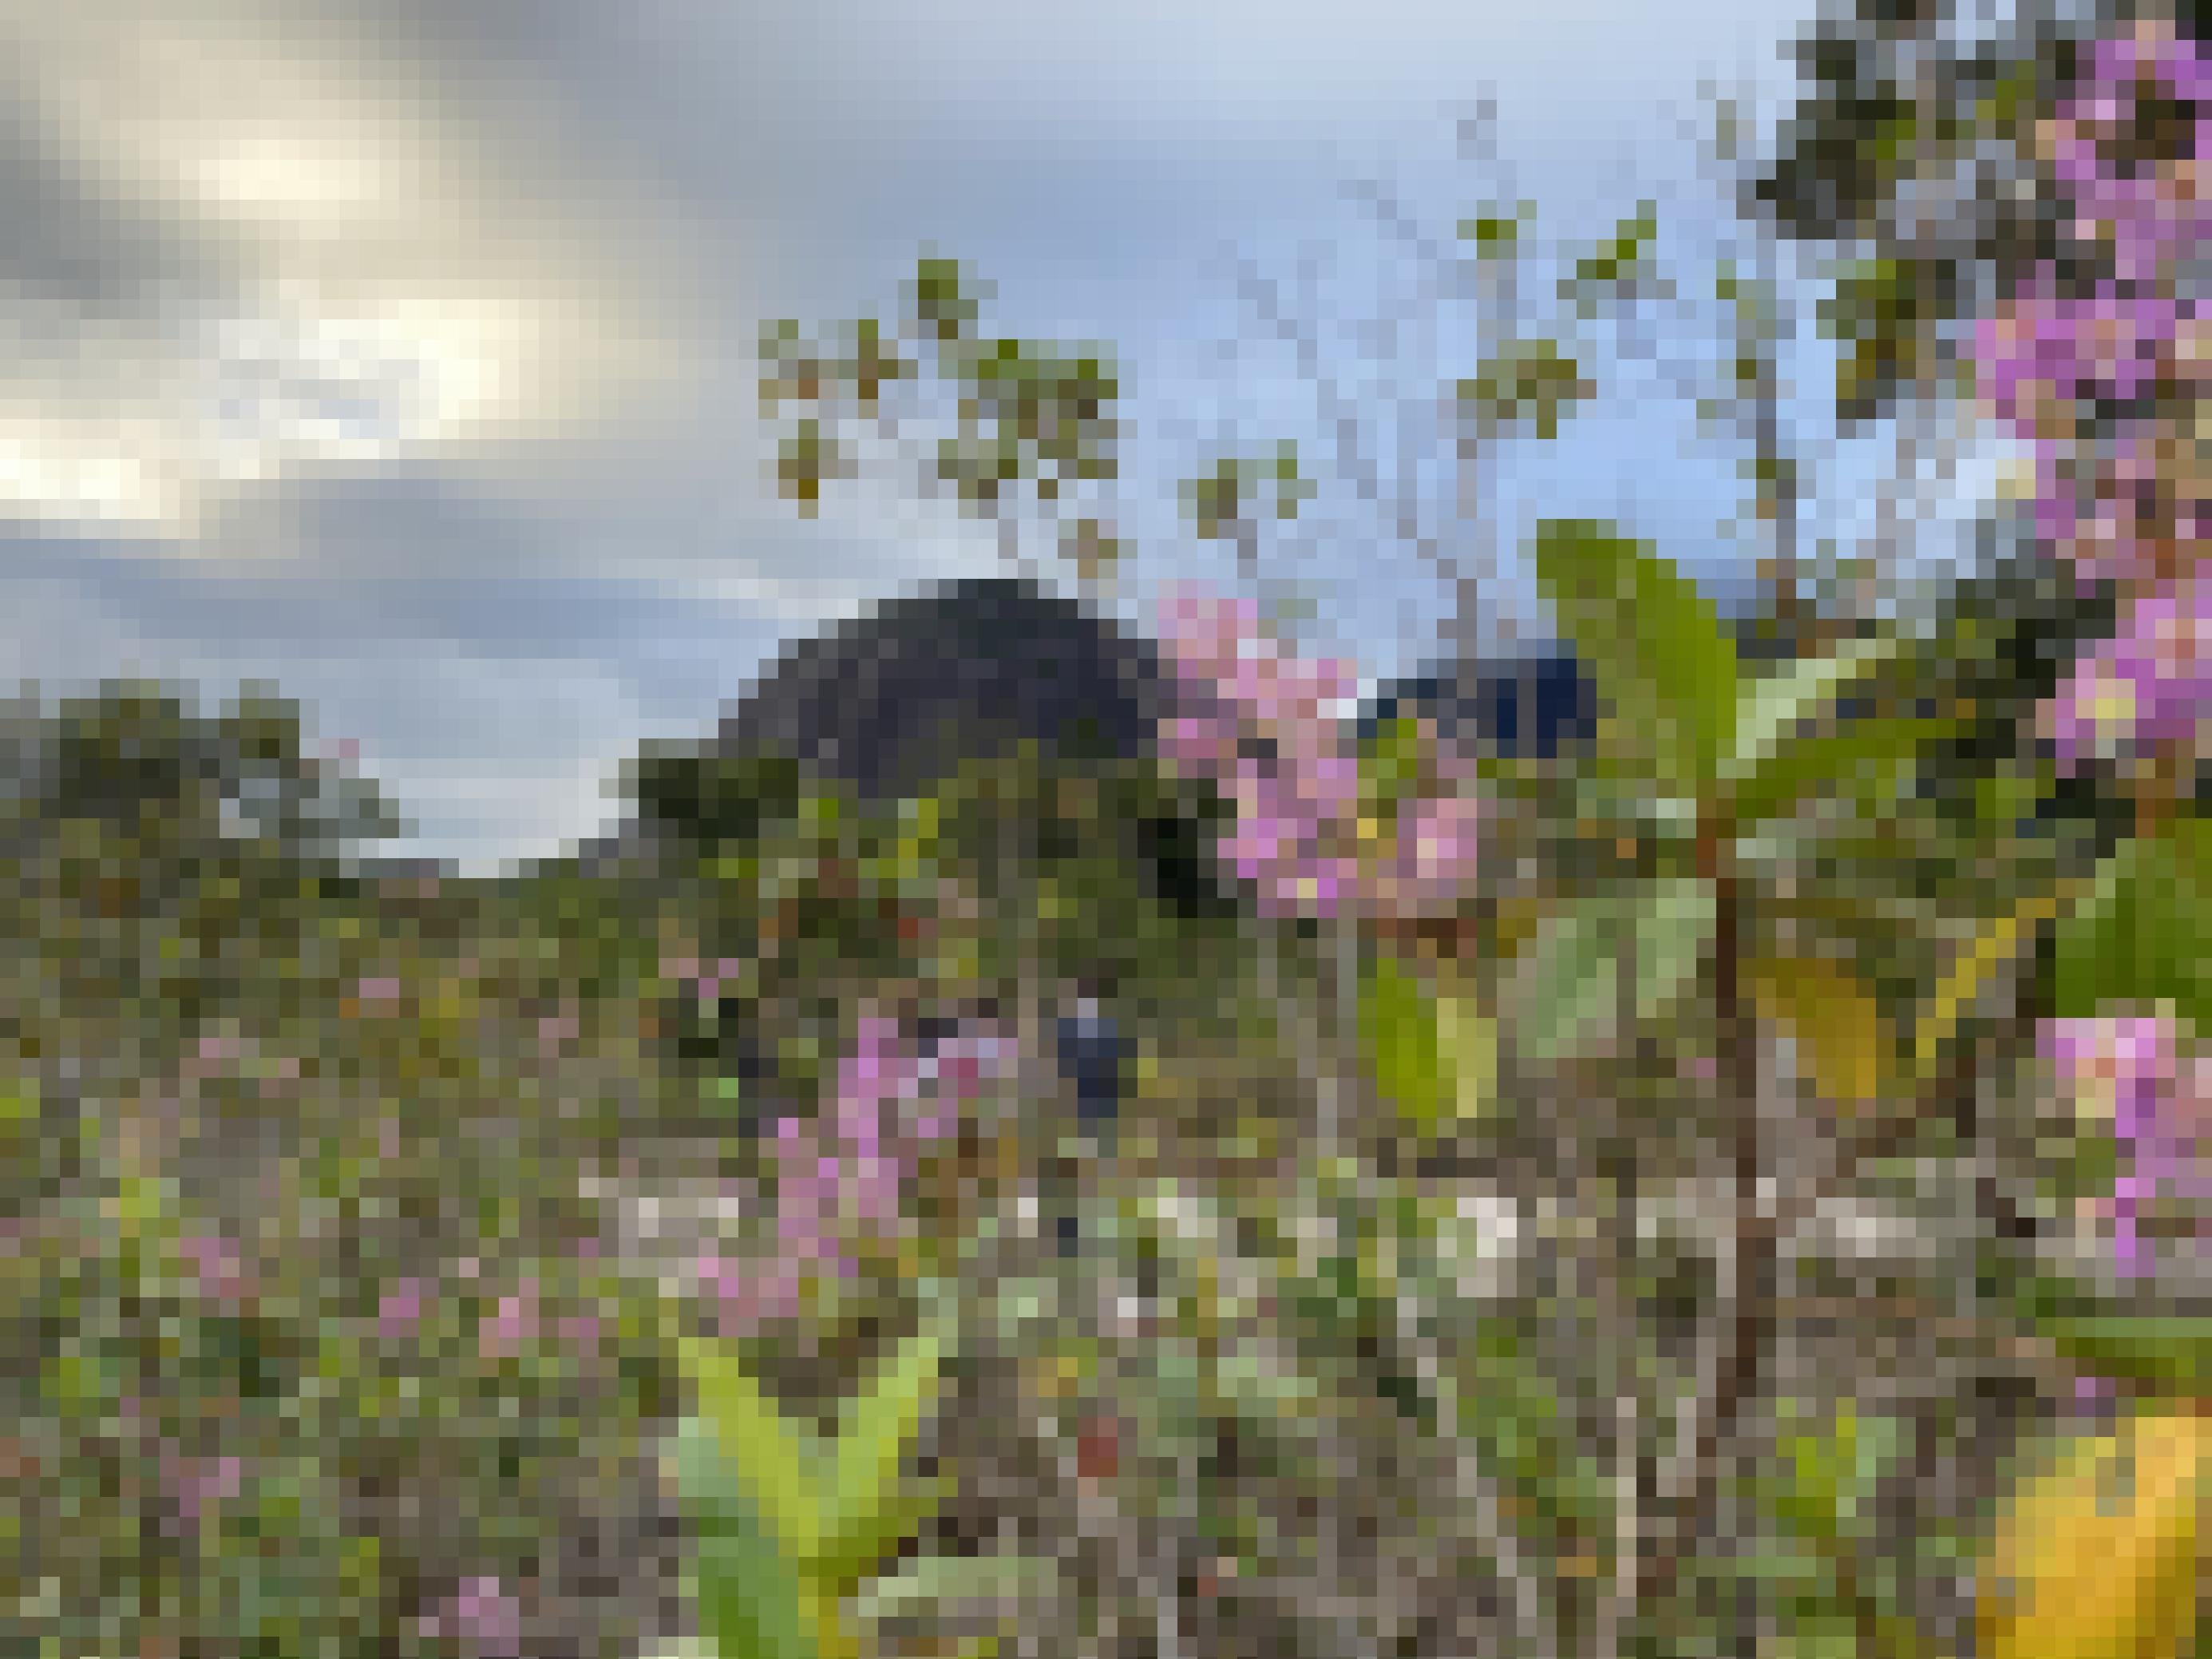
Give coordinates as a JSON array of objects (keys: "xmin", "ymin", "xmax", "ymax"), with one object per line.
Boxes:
[{"xmin": 1410, "ymin": 1324, "xmax": 1559, "ymax": 1659}]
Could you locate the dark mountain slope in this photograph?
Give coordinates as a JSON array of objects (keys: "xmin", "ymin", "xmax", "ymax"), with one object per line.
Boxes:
[{"xmin": 710, "ymin": 576, "xmax": 1173, "ymax": 803}]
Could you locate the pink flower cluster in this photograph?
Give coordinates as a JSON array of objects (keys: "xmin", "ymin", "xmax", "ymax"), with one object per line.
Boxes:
[
  {"xmin": 2044, "ymin": 18, "xmax": 2212, "ymax": 283},
  {"xmin": 1155, "ymin": 586, "xmax": 1480, "ymax": 921},
  {"xmin": 2041, "ymin": 575, "xmax": 2212, "ymax": 766},
  {"xmin": 1970, "ymin": 17, "xmax": 2212, "ymax": 774},
  {"xmin": 2044, "ymin": 1014, "xmax": 2210, "ymax": 1273},
  {"xmin": 704, "ymin": 1016, "xmax": 1017, "ymax": 1332}
]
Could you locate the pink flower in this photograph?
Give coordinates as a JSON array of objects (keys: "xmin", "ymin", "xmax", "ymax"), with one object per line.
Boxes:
[
  {"xmin": 2044, "ymin": 1015, "xmax": 2210, "ymax": 1272},
  {"xmin": 1157, "ymin": 584, "xmax": 1478, "ymax": 921},
  {"xmin": 718, "ymin": 1019, "xmax": 1019, "ymax": 1328},
  {"xmin": 379, "ymin": 1277, "xmax": 426, "ymax": 1340},
  {"xmin": 162, "ymin": 1448, "xmax": 244, "ymax": 1532},
  {"xmin": 479, "ymin": 1278, "xmax": 540, "ymax": 1361},
  {"xmin": 2044, "ymin": 18, "xmax": 2212, "ymax": 279},
  {"xmin": 2043, "ymin": 575, "xmax": 2212, "ymax": 769},
  {"xmin": 425, "ymin": 1575, "xmax": 524, "ymax": 1659},
  {"xmin": 178, "ymin": 1230, "xmax": 253, "ymax": 1309},
  {"xmin": 698, "ymin": 1251, "xmax": 802, "ymax": 1332}
]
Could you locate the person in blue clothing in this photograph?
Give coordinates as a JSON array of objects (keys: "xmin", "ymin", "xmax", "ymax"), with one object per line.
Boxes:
[{"xmin": 1049, "ymin": 978, "xmax": 1129, "ymax": 1258}]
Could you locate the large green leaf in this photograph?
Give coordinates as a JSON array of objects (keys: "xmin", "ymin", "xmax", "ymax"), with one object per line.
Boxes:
[
  {"xmin": 813, "ymin": 1324, "xmax": 952, "ymax": 1595},
  {"xmin": 1719, "ymin": 635, "xmax": 1901, "ymax": 814},
  {"xmin": 1634, "ymin": 876, "xmax": 1719, "ymax": 1026},
  {"xmin": 683, "ymin": 1336, "xmax": 827, "ymax": 1564},
  {"xmin": 671, "ymin": 1416, "xmax": 822, "ymax": 1659},
  {"xmin": 1532, "ymin": 521, "xmax": 1741, "ymax": 790},
  {"xmin": 1359, "ymin": 953, "xmax": 1493, "ymax": 1136},
  {"xmin": 1508, "ymin": 878, "xmax": 1715, "ymax": 1066},
  {"xmin": 1507, "ymin": 893, "xmax": 1622, "ymax": 1067},
  {"xmin": 2052, "ymin": 817, "xmax": 2212, "ymax": 1027}
]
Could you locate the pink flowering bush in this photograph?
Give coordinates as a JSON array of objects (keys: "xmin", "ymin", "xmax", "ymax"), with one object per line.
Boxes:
[
  {"xmin": 1970, "ymin": 18, "xmax": 2212, "ymax": 778},
  {"xmin": 1155, "ymin": 584, "xmax": 1480, "ymax": 923},
  {"xmin": 705, "ymin": 1013, "xmax": 1019, "ymax": 1334},
  {"xmin": 1976, "ymin": 14, "xmax": 2212, "ymax": 1297}
]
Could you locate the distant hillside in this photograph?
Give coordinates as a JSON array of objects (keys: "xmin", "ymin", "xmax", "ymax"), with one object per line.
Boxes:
[{"xmin": 710, "ymin": 576, "xmax": 1173, "ymax": 802}]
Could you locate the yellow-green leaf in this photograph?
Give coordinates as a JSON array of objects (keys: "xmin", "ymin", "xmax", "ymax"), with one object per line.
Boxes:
[
  {"xmin": 1981, "ymin": 1408, "xmax": 2209, "ymax": 1659},
  {"xmin": 1362, "ymin": 952, "xmax": 1454, "ymax": 1135},
  {"xmin": 1912, "ymin": 885, "xmax": 2079, "ymax": 1083},
  {"xmin": 814, "ymin": 1324, "xmax": 951, "ymax": 1595},
  {"xmin": 1749, "ymin": 954, "xmax": 1897, "ymax": 1112},
  {"xmin": 683, "ymin": 1336, "xmax": 826, "ymax": 1564},
  {"xmin": 1721, "ymin": 635, "xmax": 1899, "ymax": 802},
  {"xmin": 672, "ymin": 1415, "xmax": 822, "ymax": 1659},
  {"xmin": 1434, "ymin": 984, "xmax": 1497, "ymax": 1131}
]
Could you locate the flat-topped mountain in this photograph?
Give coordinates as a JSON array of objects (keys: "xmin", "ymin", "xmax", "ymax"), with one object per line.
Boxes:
[{"xmin": 710, "ymin": 576, "xmax": 1173, "ymax": 802}]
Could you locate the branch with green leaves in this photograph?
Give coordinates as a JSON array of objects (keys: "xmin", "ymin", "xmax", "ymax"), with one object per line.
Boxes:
[
  {"xmin": 671, "ymin": 1320, "xmax": 1020, "ymax": 1659},
  {"xmin": 758, "ymin": 256, "xmax": 1124, "ymax": 579}
]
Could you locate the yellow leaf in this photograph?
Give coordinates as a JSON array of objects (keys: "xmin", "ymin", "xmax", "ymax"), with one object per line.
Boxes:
[
  {"xmin": 1434, "ymin": 986, "xmax": 1497, "ymax": 1130},
  {"xmin": 1912, "ymin": 885, "xmax": 2080, "ymax": 1083},
  {"xmin": 1749, "ymin": 954, "xmax": 1896, "ymax": 1111},
  {"xmin": 1981, "ymin": 1408, "xmax": 2209, "ymax": 1659}
]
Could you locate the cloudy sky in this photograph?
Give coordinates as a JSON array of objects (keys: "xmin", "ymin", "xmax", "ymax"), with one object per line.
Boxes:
[{"xmin": 0, "ymin": 0, "xmax": 2017, "ymax": 871}]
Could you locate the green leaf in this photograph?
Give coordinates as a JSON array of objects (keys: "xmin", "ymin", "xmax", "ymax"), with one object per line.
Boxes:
[
  {"xmin": 1506, "ymin": 892, "xmax": 1623, "ymax": 1067},
  {"xmin": 1457, "ymin": 339, "xmax": 1595, "ymax": 441},
  {"xmin": 1533, "ymin": 520, "xmax": 1741, "ymax": 790},
  {"xmin": 683, "ymin": 1336, "xmax": 826, "ymax": 1564},
  {"xmin": 672, "ymin": 1416, "xmax": 822, "ymax": 1659},
  {"xmin": 2039, "ymin": 1319, "xmax": 2212, "ymax": 1395},
  {"xmin": 1721, "ymin": 635, "xmax": 1900, "ymax": 801},
  {"xmin": 1360, "ymin": 953, "xmax": 1452, "ymax": 1135},
  {"xmin": 849, "ymin": 1551, "xmax": 1057, "ymax": 1629},
  {"xmin": 1506, "ymin": 880, "xmax": 1709, "ymax": 1067},
  {"xmin": 1726, "ymin": 711, "xmax": 1961, "ymax": 831},
  {"xmin": 813, "ymin": 1324, "xmax": 951, "ymax": 1595},
  {"xmin": 1912, "ymin": 885, "xmax": 2079, "ymax": 1083},
  {"xmin": 1633, "ymin": 875, "xmax": 1718, "ymax": 1027},
  {"xmin": 2052, "ymin": 817, "xmax": 2212, "ymax": 1028}
]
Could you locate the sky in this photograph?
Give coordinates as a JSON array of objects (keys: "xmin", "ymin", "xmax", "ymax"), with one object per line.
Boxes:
[{"xmin": 0, "ymin": 0, "xmax": 2025, "ymax": 872}]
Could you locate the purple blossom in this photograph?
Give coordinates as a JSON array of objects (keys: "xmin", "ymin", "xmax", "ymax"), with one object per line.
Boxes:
[
  {"xmin": 378, "ymin": 1277, "xmax": 426, "ymax": 1340},
  {"xmin": 421, "ymin": 1575, "xmax": 524, "ymax": 1659},
  {"xmin": 160, "ymin": 1448, "xmax": 243, "ymax": 1534},
  {"xmin": 1156, "ymin": 584, "xmax": 1479, "ymax": 922},
  {"xmin": 2044, "ymin": 1014, "xmax": 2210, "ymax": 1273},
  {"xmin": 178, "ymin": 1229, "xmax": 253, "ymax": 1309},
  {"xmin": 2044, "ymin": 17, "xmax": 2212, "ymax": 279},
  {"xmin": 2042, "ymin": 574, "xmax": 2212, "ymax": 768},
  {"xmin": 714, "ymin": 1016, "xmax": 1019, "ymax": 1333},
  {"xmin": 1973, "ymin": 279, "xmax": 2199, "ymax": 431},
  {"xmin": 478, "ymin": 1277, "xmax": 540, "ymax": 1361}
]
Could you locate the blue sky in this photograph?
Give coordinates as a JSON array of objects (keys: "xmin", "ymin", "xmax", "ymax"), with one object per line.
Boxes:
[{"xmin": 0, "ymin": 0, "xmax": 2022, "ymax": 870}]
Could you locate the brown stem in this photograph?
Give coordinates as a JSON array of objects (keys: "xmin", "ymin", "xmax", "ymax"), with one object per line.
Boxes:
[{"xmin": 1636, "ymin": 859, "xmax": 1774, "ymax": 1617}]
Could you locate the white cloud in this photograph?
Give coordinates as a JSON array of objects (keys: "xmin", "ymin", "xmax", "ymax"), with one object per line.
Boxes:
[{"xmin": 0, "ymin": 0, "xmax": 708, "ymax": 540}]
